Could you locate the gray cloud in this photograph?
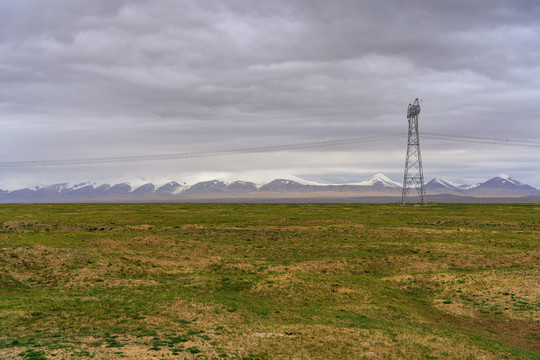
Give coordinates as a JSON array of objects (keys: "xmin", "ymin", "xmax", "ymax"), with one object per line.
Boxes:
[{"xmin": 1, "ymin": 0, "xmax": 539, "ymax": 189}]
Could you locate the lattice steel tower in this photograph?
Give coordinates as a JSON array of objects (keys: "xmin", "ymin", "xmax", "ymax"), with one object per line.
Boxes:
[{"xmin": 401, "ymin": 98, "xmax": 425, "ymax": 204}]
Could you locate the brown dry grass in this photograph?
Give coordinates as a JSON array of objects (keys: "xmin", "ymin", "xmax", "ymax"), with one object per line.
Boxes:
[{"xmin": 1, "ymin": 203, "xmax": 539, "ymax": 359}]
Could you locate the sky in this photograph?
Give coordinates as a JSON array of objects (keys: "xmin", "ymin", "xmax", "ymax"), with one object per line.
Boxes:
[{"xmin": 1, "ymin": 0, "xmax": 540, "ymax": 189}]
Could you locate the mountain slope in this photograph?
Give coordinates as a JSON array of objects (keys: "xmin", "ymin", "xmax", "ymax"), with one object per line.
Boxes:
[
  {"xmin": 467, "ymin": 174, "xmax": 538, "ymax": 196},
  {"xmin": 351, "ymin": 173, "xmax": 401, "ymax": 188},
  {"xmin": 0, "ymin": 174, "xmax": 538, "ymax": 202},
  {"xmin": 425, "ymin": 178, "xmax": 462, "ymax": 194},
  {"xmin": 259, "ymin": 179, "xmax": 312, "ymax": 192}
]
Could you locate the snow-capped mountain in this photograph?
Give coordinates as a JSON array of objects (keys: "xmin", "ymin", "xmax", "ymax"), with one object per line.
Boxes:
[
  {"xmin": 477, "ymin": 174, "xmax": 535, "ymax": 190},
  {"xmin": 155, "ymin": 181, "xmax": 185, "ymax": 196},
  {"xmin": 183, "ymin": 180, "xmax": 259, "ymax": 195},
  {"xmin": 259, "ymin": 179, "xmax": 311, "ymax": 192},
  {"xmin": 104, "ymin": 183, "xmax": 132, "ymax": 196},
  {"xmin": 467, "ymin": 174, "xmax": 538, "ymax": 196},
  {"xmin": 183, "ymin": 180, "xmax": 228, "ymax": 194},
  {"xmin": 132, "ymin": 183, "xmax": 155, "ymax": 195},
  {"xmin": 425, "ymin": 178, "xmax": 462, "ymax": 194},
  {"xmin": 423, "ymin": 174, "xmax": 539, "ymax": 197},
  {"xmin": 0, "ymin": 174, "xmax": 538, "ymax": 202},
  {"xmin": 457, "ymin": 183, "xmax": 482, "ymax": 190},
  {"xmin": 353, "ymin": 173, "xmax": 402, "ymax": 188},
  {"xmin": 227, "ymin": 181, "xmax": 258, "ymax": 192}
]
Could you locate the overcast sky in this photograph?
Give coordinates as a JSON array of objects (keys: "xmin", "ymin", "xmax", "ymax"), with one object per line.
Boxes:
[{"xmin": 1, "ymin": 0, "xmax": 539, "ymax": 189}]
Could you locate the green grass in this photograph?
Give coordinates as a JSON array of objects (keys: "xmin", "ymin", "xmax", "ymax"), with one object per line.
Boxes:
[{"xmin": 0, "ymin": 203, "xmax": 539, "ymax": 359}]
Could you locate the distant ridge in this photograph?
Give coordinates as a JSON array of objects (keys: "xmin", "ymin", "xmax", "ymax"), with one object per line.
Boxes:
[
  {"xmin": 425, "ymin": 178, "xmax": 461, "ymax": 193},
  {"xmin": 1, "ymin": 174, "xmax": 538, "ymax": 202},
  {"xmin": 351, "ymin": 173, "xmax": 401, "ymax": 188}
]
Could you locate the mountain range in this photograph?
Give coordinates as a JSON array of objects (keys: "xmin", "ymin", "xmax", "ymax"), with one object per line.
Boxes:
[
  {"xmin": 424, "ymin": 174, "xmax": 538, "ymax": 196},
  {"xmin": 1, "ymin": 173, "xmax": 538, "ymax": 202}
]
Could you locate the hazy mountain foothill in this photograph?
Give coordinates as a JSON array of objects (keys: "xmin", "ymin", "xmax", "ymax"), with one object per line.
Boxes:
[{"xmin": 1, "ymin": 174, "xmax": 538, "ymax": 203}]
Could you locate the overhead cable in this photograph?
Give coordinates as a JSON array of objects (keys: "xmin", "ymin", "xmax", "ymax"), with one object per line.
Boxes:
[{"xmin": 0, "ymin": 134, "xmax": 402, "ymax": 168}]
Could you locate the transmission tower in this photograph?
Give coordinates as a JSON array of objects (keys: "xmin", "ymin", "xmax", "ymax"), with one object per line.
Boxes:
[{"xmin": 401, "ymin": 98, "xmax": 425, "ymax": 204}]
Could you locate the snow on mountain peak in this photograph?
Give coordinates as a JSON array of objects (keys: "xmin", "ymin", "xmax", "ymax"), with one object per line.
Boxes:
[
  {"xmin": 432, "ymin": 177, "xmax": 461, "ymax": 188},
  {"xmin": 494, "ymin": 174, "xmax": 520, "ymax": 186},
  {"xmin": 362, "ymin": 173, "xmax": 401, "ymax": 187},
  {"xmin": 347, "ymin": 173, "xmax": 401, "ymax": 187}
]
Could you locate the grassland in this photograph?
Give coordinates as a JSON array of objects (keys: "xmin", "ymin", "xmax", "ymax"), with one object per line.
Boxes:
[{"xmin": 0, "ymin": 203, "xmax": 539, "ymax": 359}]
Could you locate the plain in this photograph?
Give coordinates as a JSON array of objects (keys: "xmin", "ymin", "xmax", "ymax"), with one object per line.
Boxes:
[{"xmin": 0, "ymin": 203, "xmax": 539, "ymax": 359}]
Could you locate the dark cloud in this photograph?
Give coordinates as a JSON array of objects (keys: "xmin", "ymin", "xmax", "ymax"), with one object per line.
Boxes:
[{"xmin": 1, "ymin": 0, "xmax": 539, "ymax": 189}]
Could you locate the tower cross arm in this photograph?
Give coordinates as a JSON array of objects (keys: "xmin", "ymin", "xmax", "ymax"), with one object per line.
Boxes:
[{"xmin": 407, "ymin": 98, "xmax": 421, "ymax": 118}]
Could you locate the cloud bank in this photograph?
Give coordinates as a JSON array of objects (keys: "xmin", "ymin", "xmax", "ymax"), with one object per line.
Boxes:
[{"xmin": 1, "ymin": 0, "xmax": 539, "ymax": 188}]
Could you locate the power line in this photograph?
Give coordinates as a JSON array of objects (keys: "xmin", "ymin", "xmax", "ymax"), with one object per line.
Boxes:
[
  {"xmin": 0, "ymin": 134, "xmax": 402, "ymax": 168},
  {"xmin": 423, "ymin": 132, "xmax": 540, "ymax": 148},
  {"xmin": 1, "ymin": 131, "xmax": 538, "ymax": 169}
]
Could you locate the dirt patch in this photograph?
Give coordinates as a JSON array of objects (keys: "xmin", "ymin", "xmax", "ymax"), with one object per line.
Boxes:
[
  {"xmin": 126, "ymin": 224, "xmax": 153, "ymax": 230},
  {"xmin": 178, "ymin": 224, "xmax": 364, "ymax": 232},
  {"xmin": 434, "ymin": 299, "xmax": 475, "ymax": 317},
  {"xmin": 1, "ymin": 220, "xmax": 85, "ymax": 233},
  {"xmin": 2, "ymin": 220, "xmax": 54, "ymax": 233},
  {"xmin": 93, "ymin": 236, "xmax": 179, "ymax": 251},
  {"xmin": 266, "ymin": 260, "xmax": 354, "ymax": 275},
  {"xmin": 415, "ymin": 219, "xmax": 540, "ymax": 232},
  {"xmin": 393, "ymin": 227, "xmax": 474, "ymax": 234},
  {"xmin": 388, "ymin": 269, "xmax": 539, "ymax": 322},
  {"xmin": 166, "ymin": 299, "xmax": 247, "ymax": 331},
  {"xmin": 250, "ymin": 332, "xmax": 296, "ymax": 338},
  {"xmin": 250, "ymin": 272, "xmax": 372, "ymax": 309},
  {"xmin": 126, "ymin": 236, "xmax": 178, "ymax": 247},
  {"xmin": 447, "ymin": 269, "xmax": 540, "ymax": 322},
  {"xmin": 0, "ymin": 245, "xmax": 92, "ymax": 285}
]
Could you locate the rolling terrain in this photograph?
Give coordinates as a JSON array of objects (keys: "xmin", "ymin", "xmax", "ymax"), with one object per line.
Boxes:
[{"xmin": 0, "ymin": 203, "xmax": 538, "ymax": 359}]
